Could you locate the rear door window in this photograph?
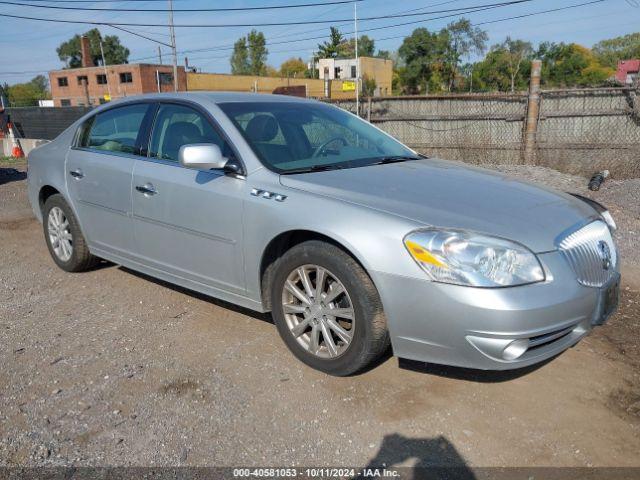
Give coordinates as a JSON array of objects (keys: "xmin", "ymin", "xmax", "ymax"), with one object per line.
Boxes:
[{"xmin": 81, "ymin": 103, "xmax": 150, "ymax": 155}]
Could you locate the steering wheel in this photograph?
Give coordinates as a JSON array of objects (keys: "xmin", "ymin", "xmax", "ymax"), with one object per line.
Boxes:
[{"xmin": 312, "ymin": 137, "xmax": 348, "ymax": 158}]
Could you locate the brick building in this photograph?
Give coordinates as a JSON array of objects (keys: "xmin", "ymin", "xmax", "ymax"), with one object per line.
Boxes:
[
  {"xmin": 49, "ymin": 35, "xmax": 186, "ymax": 107},
  {"xmin": 49, "ymin": 63, "xmax": 187, "ymax": 107}
]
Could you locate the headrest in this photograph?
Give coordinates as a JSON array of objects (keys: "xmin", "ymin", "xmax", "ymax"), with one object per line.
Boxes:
[
  {"xmin": 165, "ymin": 121, "xmax": 201, "ymax": 142},
  {"xmin": 245, "ymin": 114, "xmax": 278, "ymax": 142}
]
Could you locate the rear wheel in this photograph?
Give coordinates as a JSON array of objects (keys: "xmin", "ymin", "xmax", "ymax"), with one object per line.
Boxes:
[
  {"xmin": 271, "ymin": 240, "xmax": 389, "ymax": 376},
  {"xmin": 43, "ymin": 194, "xmax": 98, "ymax": 272}
]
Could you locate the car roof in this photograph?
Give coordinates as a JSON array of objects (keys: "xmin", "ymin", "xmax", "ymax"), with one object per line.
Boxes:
[{"xmin": 108, "ymin": 91, "xmax": 317, "ymax": 105}]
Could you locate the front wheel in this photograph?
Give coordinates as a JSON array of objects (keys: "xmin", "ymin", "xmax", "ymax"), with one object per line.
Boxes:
[{"xmin": 271, "ymin": 240, "xmax": 389, "ymax": 376}]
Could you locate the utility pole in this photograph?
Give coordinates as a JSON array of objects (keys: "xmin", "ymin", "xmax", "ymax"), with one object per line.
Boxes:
[
  {"xmin": 310, "ymin": 50, "xmax": 315, "ymax": 79},
  {"xmin": 99, "ymin": 41, "xmax": 112, "ymax": 100},
  {"xmin": 354, "ymin": 1, "xmax": 359, "ymax": 115},
  {"xmin": 158, "ymin": 46, "xmax": 163, "ymax": 64},
  {"xmin": 522, "ymin": 59, "xmax": 542, "ymax": 165},
  {"xmin": 168, "ymin": 0, "xmax": 178, "ymax": 91}
]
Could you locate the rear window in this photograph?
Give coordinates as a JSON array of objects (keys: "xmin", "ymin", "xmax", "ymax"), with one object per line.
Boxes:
[{"xmin": 80, "ymin": 104, "xmax": 150, "ymax": 155}]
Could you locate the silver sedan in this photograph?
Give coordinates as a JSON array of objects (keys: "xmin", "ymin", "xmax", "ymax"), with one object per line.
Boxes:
[{"xmin": 27, "ymin": 92, "xmax": 620, "ymax": 376}]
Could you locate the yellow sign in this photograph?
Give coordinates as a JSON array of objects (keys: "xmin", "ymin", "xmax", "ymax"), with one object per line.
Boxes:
[
  {"xmin": 103, "ymin": 94, "xmax": 111, "ymax": 101},
  {"xmin": 342, "ymin": 81, "xmax": 356, "ymax": 92}
]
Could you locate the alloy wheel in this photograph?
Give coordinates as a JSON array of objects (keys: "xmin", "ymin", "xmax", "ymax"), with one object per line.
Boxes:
[
  {"xmin": 47, "ymin": 206, "xmax": 73, "ymax": 262},
  {"xmin": 281, "ymin": 264, "xmax": 355, "ymax": 359}
]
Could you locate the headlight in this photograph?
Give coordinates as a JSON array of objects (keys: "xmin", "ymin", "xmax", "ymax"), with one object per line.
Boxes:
[{"xmin": 404, "ymin": 229, "xmax": 545, "ymax": 287}]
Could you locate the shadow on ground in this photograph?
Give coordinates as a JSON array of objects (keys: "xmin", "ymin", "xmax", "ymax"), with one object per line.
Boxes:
[
  {"xmin": 0, "ymin": 167, "xmax": 27, "ymax": 186},
  {"xmin": 358, "ymin": 434, "xmax": 475, "ymax": 479},
  {"xmin": 398, "ymin": 356, "xmax": 556, "ymax": 383}
]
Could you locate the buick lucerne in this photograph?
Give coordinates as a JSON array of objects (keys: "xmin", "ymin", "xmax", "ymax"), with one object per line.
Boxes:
[{"xmin": 27, "ymin": 93, "xmax": 620, "ymax": 376}]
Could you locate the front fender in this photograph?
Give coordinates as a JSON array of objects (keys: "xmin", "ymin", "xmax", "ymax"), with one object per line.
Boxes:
[{"xmin": 242, "ymin": 170, "xmax": 427, "ymax": 307}]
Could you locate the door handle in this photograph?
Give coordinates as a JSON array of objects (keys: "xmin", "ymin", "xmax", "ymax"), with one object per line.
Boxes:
[
  {"xmin": 135, "ymin": 183, "xmax": 157, "ymax": 195},
  {"xmin": 69, "ymin": 169, "xmax": 84, "ymax": 179}
]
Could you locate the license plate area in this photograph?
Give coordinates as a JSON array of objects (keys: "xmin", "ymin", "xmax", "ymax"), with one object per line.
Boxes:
[{"xmin": 593, "ymin": 275, "xmax": 620, "ymax": 326}]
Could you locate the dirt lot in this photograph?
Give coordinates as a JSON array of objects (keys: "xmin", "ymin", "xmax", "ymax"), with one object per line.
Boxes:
[{"xmin": 1, "ymin": 162, "xmax": 639, "ymax": 471}]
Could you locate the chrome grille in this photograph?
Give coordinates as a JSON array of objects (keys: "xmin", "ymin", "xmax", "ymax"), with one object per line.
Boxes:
[{"xmin": 558, "ymin": 220, "xmax": 617, "ymax": 287}]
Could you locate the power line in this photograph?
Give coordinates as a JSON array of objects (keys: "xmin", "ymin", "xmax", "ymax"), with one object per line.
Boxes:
[
  {"xmin": 0, "ymin": 0, "xmax": 366, "ymax": 13},
  {"xmin": 128, "ymin": 1, "xmax": 513, "ymax": 62},
  {"xmin": 109, "ymin": 24, "xmax": 172, "ymax": 48},
  {"xmin": 184, "ymin": 0, "xmax": 606, "ymax": 64},
  {"xmin": 131, "ymin": 0, "xmax": 466, "ymax": 60},
  {"xmin": 10, "ymin": 0, "xmax": 193, "ymax": 2},
  {"xmin": 0, "ymin": 0, "xmax": 609, "ymax": 76},
  {"xmin": 0, "ymin": 0, "xmax": 534, "ymax": 27}
]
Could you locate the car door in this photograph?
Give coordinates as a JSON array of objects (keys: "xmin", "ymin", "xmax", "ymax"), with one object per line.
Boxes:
[
  {"xmin": 66, "ymin": 102, "xmax": 154, "ymax": 258},
  {"xmin": 131, "ymin": 102, "xmax": 246, "ymax": 294}
]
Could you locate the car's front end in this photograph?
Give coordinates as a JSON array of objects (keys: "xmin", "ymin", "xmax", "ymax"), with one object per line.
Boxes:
[
  {"xmin": 373, "ymin": 217, "xmax": 619, "ymax": 369},
  {"xmin": 277, "ymin": 158, "xmax": 620, "ymax": 371}
]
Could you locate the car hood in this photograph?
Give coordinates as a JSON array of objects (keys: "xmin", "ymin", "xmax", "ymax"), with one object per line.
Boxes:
[{"xmin": 279, "ymin": 158, "xmax": 597, "ymax": 253}]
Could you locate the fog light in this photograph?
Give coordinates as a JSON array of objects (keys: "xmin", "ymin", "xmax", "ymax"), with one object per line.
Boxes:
[{"xmin": 502, "ymin": 339, "xmax": 529, "ymax": 360}]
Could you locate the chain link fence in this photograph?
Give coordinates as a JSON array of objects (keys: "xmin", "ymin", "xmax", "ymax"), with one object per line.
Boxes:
[{"xmin": 329, "ymin": 87, "xmax": 640, "ymax": 179}]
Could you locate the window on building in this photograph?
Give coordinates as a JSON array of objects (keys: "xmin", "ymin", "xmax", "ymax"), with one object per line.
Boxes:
[
  {"xmin": 158, "ymin": 72, "xmax": 174, "ymax": 85},
  {"xmin": 149, "ymin": 104, "xmax": 230, "ymax": 162},
  {"xmin": 80, "ymin": 103, "xmax": 150, "ymax": 155},
  {"xmin": 334, "ymin": 67, "xmax": 341, "ymax": 79},
  {"xmin": 60, "ymin": 99, "xmax": 71, "ymax": 106},
  {"xmin": 119, "ymin": 72, "xmax": 133, "ymax": 83},
  {"xmin": 96, "ymin": 74, "xmax": 108, "ymax": 85},
  {"xmin": 57, "ymin": 77, "xmax": 68, "ymax": 87},
  {"xmin": 351, "ymin": 65, "xmax": 357, "ymax": 78},
  {"xmin": 77, "ymin": 75, "xmax": 88, "ymax": 85}
]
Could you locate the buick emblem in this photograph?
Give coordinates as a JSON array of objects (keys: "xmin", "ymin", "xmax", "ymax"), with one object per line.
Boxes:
[{"xmin": 597, "ymin": 240, "xmax": 612, "ymax": 270}]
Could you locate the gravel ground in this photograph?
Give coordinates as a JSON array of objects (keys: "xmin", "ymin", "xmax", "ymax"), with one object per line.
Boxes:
[{"xmin": 1, "ymin": 162, "xmax": 639, "ymax": 470}]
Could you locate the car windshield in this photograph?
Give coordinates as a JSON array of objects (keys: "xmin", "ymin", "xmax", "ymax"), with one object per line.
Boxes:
[{"xmin": 217, "ymin": 101, "xmax": 419, "ymax": 174}]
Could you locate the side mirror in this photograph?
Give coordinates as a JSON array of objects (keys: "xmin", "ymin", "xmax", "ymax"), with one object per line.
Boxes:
[{"xmin": 179, "ymin": 143, "xmax": 229, "ymax": 171}]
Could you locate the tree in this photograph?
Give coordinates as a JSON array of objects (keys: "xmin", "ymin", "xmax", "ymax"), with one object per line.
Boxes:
[
  {"xmin": 339, "ymin": 35, "xmax": 376, "ymax": 57},
  {"xmin": 376, "ymin": 50, "xmax": 391, "ymax": 60},
  {"xmin": 247, "ymin": 29, "xmax": 268, "ymax": 76},
  {"xmin": 3, "ymin": 76, "xmax": 50, "ymax": 107},
  {"xmin": 317, "ymin": 27, "xmax": 344, "ymax": 58},
  {"xmin": 362, "ymin": 75, "xmax": 377, "ymax": 97},
  {"xmin": 441, "ymin": 19, "xmax": 488, "ymax": 91},
  {"xmin": 593, "ymin": 33, "xmax": 640, "ymax": 69},
  {"xmin": 265, "ymin": 65, "xmax": 280, "ymax": 77},
  {"xmin": 398, "ymin": 28, "xmax": 448, "ymax": 94},
  {"xmin": 279, "ymin": 57, "xmax": 307, "ymax": 77},
  {"xmin": 501, "ymin": 37, "xmax": 533, "ymax": 92},
  {"xmin": 230, "ymin": 30, "xmax": 268, "ymax": 76},
  {"xmin": 230, "ymin": 38, "xmax": 250, "ymax": 75},
  {"xmin": 538, "ymin": 43, "xmax": 613, "ymax": 87},
  {"xmin": 56, "ymin": 28, "xmax": 129, "ymax": 68},
  {"xmin": 473, "ymin": 38, "xmax": 533, "ymax": 92}
]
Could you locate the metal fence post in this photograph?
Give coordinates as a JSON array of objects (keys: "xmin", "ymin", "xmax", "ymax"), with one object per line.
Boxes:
[{"xmin": 522, "ymin": 59, "xmax": 542, "ymax": 164}]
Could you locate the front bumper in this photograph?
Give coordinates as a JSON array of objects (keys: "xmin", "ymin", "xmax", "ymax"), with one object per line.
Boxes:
[{"xmin": 372, "ymin": 251, "xmax": 620, "ymax": 370}]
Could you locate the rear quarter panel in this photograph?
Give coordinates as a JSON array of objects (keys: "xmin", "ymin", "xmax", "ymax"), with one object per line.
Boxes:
[{"xmin": 27, "ymin": 126, "xmax": 79, "ymax": 222}]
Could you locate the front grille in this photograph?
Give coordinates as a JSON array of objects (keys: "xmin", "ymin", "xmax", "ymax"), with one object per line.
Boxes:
[{"xmin": 558, "ymin": 220, "xmax": 617, "ymax": 288}]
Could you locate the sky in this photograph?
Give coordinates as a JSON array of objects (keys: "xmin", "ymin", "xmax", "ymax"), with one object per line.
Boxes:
[{"xmin": 0, "ymin": 0, "xmax": 639, "ymax": 85}]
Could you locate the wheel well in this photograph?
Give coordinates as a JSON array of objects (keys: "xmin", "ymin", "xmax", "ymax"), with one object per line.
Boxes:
[
  {"xmin": 38, "ymin": 185, "xmax": 60, "ymax": 213},
  {"xmin": 259, "ymin": 230, "xmax": 363, "ymax": 311}
]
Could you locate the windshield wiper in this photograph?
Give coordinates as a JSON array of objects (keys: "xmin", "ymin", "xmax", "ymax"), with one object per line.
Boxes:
[
  {"xmin": 370, "ymin": 155, "xmax": 422, "ymax": 165},
  {"xmin": 281, "ymin": 164, "xmax": 345, "ymax": 175}
]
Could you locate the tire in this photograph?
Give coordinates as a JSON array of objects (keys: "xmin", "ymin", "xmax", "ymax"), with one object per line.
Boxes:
[
  {"xmin": 271, "ymin": 240, "xmax": 389, "ymax": 376},
  {"xmin": 42, "ymin": 194, "xmax": 98, "ymax": 272}
]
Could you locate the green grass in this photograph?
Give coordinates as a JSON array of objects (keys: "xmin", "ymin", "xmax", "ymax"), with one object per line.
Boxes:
[{"xmin": 0, "ymin": 155, "xmax": 27, "ymax": 166}]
